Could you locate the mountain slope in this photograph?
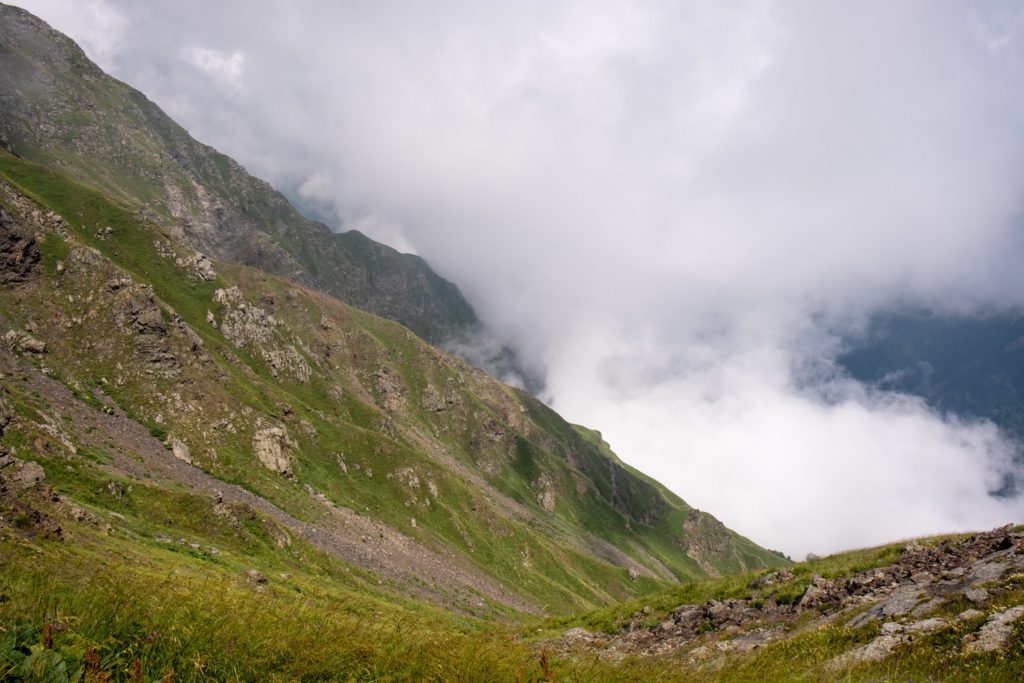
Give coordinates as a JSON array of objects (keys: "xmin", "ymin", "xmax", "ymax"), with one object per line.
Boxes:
[
  {"xmin": 0, "ymin": 146, "xmax": 784, "ymax": 620},
  {"xmin": 0, "ymin": 2, "xmax": 479, "ymax": 346}
]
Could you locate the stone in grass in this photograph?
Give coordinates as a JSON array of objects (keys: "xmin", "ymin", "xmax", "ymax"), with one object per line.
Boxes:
[
  {"xmin": 245, "ymin": 569, "xmax": 268, "ymax": 585},
  {"xmin": 963, "ymin": 606, "xmax": 1024, "ymax": 653},
  {"xmin": 832, "ymin": 618, "xmax": 947, "ymax": 668},
  {"xmin": 170, "ymin": 437, "xmax": 192, "ymax": 464}
]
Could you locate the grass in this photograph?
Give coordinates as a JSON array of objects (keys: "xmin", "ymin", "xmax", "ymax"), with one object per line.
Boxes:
[
  {"xmin": 0, "ymin": 544, "xmax": 550, "ymax": 682},
  {"xmin": 5, "ymin": 533, "xmax": 1022, "ymax": 683}
]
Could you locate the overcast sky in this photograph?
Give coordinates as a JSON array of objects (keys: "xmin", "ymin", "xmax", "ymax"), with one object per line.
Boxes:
[{"xmin": 18, "ymin": 0, "xmax": 1024, "ymax": 557}]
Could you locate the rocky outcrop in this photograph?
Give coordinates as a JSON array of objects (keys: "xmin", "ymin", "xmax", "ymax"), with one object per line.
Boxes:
[
  {"xmin": 0, "ymin": 454, "xmax": 46, "ymax": 491},
  {"xmin": 4, "ymin": 329, "xmax": 46, "ymax": 354},
  {"xmin": 964, "ymin": 605, "xmax": 1024, "ymax": 653},
  {"xmin": 214, "ymin": 286, "xmax": 277, "ymax": 346},
  {"xmin": 213, "ymin": 287, "xmax": 311, "ymax": 382},
  {"xmin": 0, "ymin": 395, "xmax": 13, "ymax": 434},
  {"xmin": 0, "ymin": 453, "xmax": 64, "ymax": 541},
  {"xmin": 832, "ymin": 617, "xmax": 948, "ymax": 667},
  {"xmin": 374, "ymin": 366, "xmax": 406, "ymax": 411},
  {"xmin": 113, "ymin": 285, "xmax": 179, "ymax": 375},
  {"xmin": 680, "ymin": 510, "xmax": 738, "ymax": 577},
  {"xmin": 421, "ymin": 380, "xmax": 460, "ymax": 412},
  {"xmin": 264, "ymin": 346, "xmax": 312, "ymax": 383},
  {"xmin": 253, "ymin": 426, "xmax": 294, "ymax": 475},
  {"xmin": 534, "ymin": 473, "xmax": 556, "ymax": 512},
  {"xmin": 0, "ymin": 206, "xmax": 40, "ymax": 285},
  {"xmin": 170, "ymin": 437, "xmax": 193, "ymax": 464},
  {"xmin": 176, "ymin": 251, "xmax": 217, "ymax": 281},
  {"xmin": 558, "ymin": 526, "xmax": 1024, "ymax": 664}
]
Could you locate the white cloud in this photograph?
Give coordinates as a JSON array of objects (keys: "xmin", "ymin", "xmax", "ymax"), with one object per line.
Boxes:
[
  {"xmin": 544, "ymin": 321, "xmax": 1022, "ymax": 558},
  {"xmin": 22, "ymin": 0, "xmax": 1024, "ymax": 556},
  {"xmin": 181, "ymin": 46, "xmax": 245, "ymax": 88}
]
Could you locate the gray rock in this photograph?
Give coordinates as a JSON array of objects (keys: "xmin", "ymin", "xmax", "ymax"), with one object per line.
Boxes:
[
  {"xmin": 910, "ymin": 597, "xmax": 945, "ymax": 618},
  {"xmin": 672, "ymin": 605, "xmax": 705, "ymax": 629},
  {"xmin": 170, "ymin": 437, "xmax": 193, "ymax": 465},
  {"xmin": 3, "ymin": 458, "xmax": 45, "ymax": 490},
  {"xmin": 562, "ymin": 627, "xmax": 595, "ymax": 645},
  {"xmin": 253, "ymin": 426, "xmax": 294, "ymax": 475},
  {"xmin": 964, "ymin": 606, "xmax": 1024, "ymax": 653},
  {"xmin": 967, "ymin": 561, "xmax": 1007, "ymax": 586},
  {"xmin": 902, "ymin": 617, "xmax": 947, "ymax": 634},
  {"xmin": 0, "ymin": 206, "xmax": 40, "ymax": 285},
  {"xmin": 847, "ymin": 584, "xmax": 924, "ymax": 628},
  {"xmin": 748, "ymin": 569, "xmax": 795, "ymax": 590},
  {"xmin": 0, "ymin": 396, "xmax": 13, "ymax": 434},
  {"xmin": 956, "ymin": 609, "xmax": 984, "ymax": 622},
  {"xmin": 245, "ymin": 569, "xmax": 268, "ymax": 585},
  {"xmin": 834, "ymin": 618, "xmax": 947, "ymax": 668},
  {"xmin": 877, "ymin": 584, "xmax": 923, "ymax": 617},
  {"xmin": 176, "ymin": 251, "xmax": 217, "ymax": 281},
  {"xmin": 963, "ymin": 587, "xmax": 990, "ymax": 604},
  {"xmin": 4, "ymin": 329, "xmax": 46, "ymax": 353},
  {"xmin": 798, "ymin": 576, "xmax": 830, "ymax": 607}
]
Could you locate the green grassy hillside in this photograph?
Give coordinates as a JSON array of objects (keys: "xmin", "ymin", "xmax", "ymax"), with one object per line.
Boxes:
[{"xmin": 0, "ymin": 147, "xmax": 783, "ymax": 624}]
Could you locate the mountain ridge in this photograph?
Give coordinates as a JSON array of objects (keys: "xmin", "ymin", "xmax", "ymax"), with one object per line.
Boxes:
[{"xmin": 0, "ymin": 2, "xmax": 483, "ymax": 348}]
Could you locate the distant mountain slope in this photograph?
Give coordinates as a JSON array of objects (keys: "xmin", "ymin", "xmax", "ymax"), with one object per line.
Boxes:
[
  {"xmin": 838, "ymin": 309, "xmax": 1024, "ymax": 442},
  {"xmin": 0, "ymin": 144, "xmax": 784, "ymax": 617},
  {"xmin": 0, "ymin": 2, "xmax": 478, "ymax": 346}
]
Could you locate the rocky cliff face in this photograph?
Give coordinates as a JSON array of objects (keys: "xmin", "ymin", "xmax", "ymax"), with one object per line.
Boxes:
[{"xmin": 0, "ymin": 2, "xmax": 480, "ymax": 347}]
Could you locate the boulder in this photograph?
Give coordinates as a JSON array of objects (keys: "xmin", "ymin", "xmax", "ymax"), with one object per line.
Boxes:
[
  {"xmin": 170, "ymin": 437, "xmax": 193, "ymax": 464},
  {"xmin": 253, "ymin": 426, "xmax": 293, "ymax": 475},
  {"xmin": 748, "ymin": 569, "xmax": 795, "ymax": 590},
  {"xmin": 245, "ymin": 569, "xmax": 268, "ymax": 585},
  {"xmin": 4, "ymin": 329, "xmax": 46, "ymax": 354},
  {"xmin": 964, "ymin": 606, "xmax": 1024, "ymax": 653}
]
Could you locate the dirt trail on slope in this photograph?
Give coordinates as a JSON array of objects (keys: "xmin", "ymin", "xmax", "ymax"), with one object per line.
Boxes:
[{"xmin": 0, "ymin": 346, "xmax": 539, "ymax": 615}]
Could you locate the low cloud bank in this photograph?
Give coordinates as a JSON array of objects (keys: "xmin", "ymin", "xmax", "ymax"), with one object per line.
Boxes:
[{"xmin": 23, "ymin": 0, "xmax": 1024, "ymax": 555}]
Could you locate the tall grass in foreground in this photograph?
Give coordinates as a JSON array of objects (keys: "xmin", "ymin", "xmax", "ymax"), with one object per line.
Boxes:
[
  {"xmin": 0, "ymin": 549, "xmax": 560, "ymax": 682},
  {"xmin": 3, "ymin": 540, "xmax": 1024, "ymax": 682}
]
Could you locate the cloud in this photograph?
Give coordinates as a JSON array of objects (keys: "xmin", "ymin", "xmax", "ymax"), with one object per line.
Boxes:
[
  {"xmin": 545, "ymin": 321, "xmax": 1021, "ymax": 558},
  {"xmin": 19, "ymin": 0, "xmax": 1024, "ymax": 556},
  {"xmin": 180, "ymin": 46, "xmax": 245, "ymax": 89}
]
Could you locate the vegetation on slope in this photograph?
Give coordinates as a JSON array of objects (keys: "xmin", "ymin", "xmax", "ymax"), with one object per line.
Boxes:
[
  {"xmin": 0, "ymin": 146, "xmax": 783, "ymax": 625},
  {"xmin": 1, "ymin": 493, "xmax": 1020, "ymax": 682}
]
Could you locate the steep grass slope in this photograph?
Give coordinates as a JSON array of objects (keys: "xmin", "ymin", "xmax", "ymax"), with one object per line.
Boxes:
[{"xmin": 0, "ymin": 147, "xmax": 784, "ymax": 623}]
